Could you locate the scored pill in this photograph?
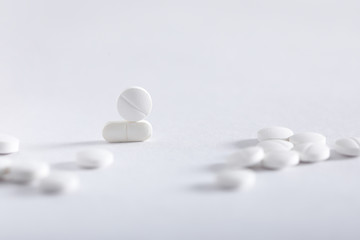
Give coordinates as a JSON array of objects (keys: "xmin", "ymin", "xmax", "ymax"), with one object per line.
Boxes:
[
  {"xmin": 117, "ymin": 87, "xmax": 152, "ymax": 121},
  {"xmin": 103, "ymin": 120, "xmax": 152, "ymax": 143}
]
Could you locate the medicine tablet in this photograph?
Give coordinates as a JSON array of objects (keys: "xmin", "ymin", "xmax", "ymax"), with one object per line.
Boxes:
[
  {"xmin": 257, "ymin": 140, "xmax": 294, "ymax": 153},
  {"xmin": 263, "ymin": 150, "xmax": 300, "ymax": 170},
  {"xmin": 0, "ymin": 157, "xmax": 11, "ymax": 177},
  {"xmin": 334, "ymin": 137, "xmax": 360, "ymax": 157},
  {"xmin": 76, "ymin": 149, "xmax": 114, "ymax": 169},
  {"xmin": 227, "ymin": 146, "xmax": 264, "ymax": 168},
  {"xmin": 103, "ymin": 120, "xmax": 152, "ymax": 142},
  {"xmin": 4, "ymin": 161, "xmax": 50, "ymax": 183},
  {"xmin": 294, "ymin": 143, "xmax": 330, "ymax": 162},
  {"xmin": 39, "ymin": 172, "xmax": 79, "ymax": 194},
  {"xmin": 117, "ymin": 87, "xmax": 152, "ymax": 121},
  {"xmin": 0, "ymin": 134, "xmax": 19, "ymax": 154},
  {"xmin": 289, "ymin": 132, "xmax": 326, "ymax": 145},
  {"xmin": 216, "ymin": 169, "xmax": 256, "ymax": 190},
  {"xmin": 257, "ymin": 127, "xmax": 293, "ymax": 142}
]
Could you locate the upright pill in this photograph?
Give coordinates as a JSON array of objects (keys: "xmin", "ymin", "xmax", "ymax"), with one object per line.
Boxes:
[
  {"xmin": 335, "ymin": 137, "xmax": 360, "ymax": 157},
  {"xmin": 289, "ymin": 132, "xmax": 326, "ymax": 145},
  {"xmin": 257, "ymin": 140, "xmax": 294, "ymax": 153},
  {"xmin": 216, "ymin": 169, "xmax": 256, "ymax": 190},
  {"xmin": 4, "ymin": 161, "xmax": 50, "ymax": 183},
  {"xmin": 227, "ymin": 146, "xmax": 264, "ymax": 168},
  {"xmin": 117, "ymin": 87, "xmax": 152, "ymax": 121},
  {"xmin": 257, "ymin": 127, "xmax": 293, "ymax": 142},
  {"xmin": 263, "ymin": 150, "xmax": 300, "ymax": 170},
  {"xmin": 77, "ymin": 149, "xmax": 114, "ymax": 169},
  {"xmin": 0, "ymin": 134, "xmax": 19, "ymax": 154},
  {"xmin": 294, "ymin": 143, "xmax": 330, "ymax": 162},
  {"xmin": 39, "ymin": 172, "xmax": 79, "ymax": 194},
  {"xmin": 103, "ymin": 120, "xmax": 152, "ymax": 142}
]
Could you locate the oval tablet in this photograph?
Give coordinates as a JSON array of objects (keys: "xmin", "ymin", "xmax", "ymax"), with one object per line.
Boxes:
[
  {"xmin": 227, "ymin": 146, "xmax": 264, "ymax": 168},
  {"xmin": 289, "ymin": 132, "xmax": 326, "ymax": 145},
  {"xmin": 39, "ymin": 172, "xmax": 79, "ymax": 194},
  {"xmin": 0, "ymin": 134, "xmax": 19, "ymax": 154},
  {"xmin": 117, "ymin": 87, "xmax": 152, "ymax": 121},
  {"xmin": 263, "ymin": 150, "xmax": 300, "ymax": 170},
  {"xmin": 335, "ymin": 137, "xmax": 360, "ymax": 157},
  {"xmin": 216, "ymin": 169, "xmax": 256, "ymax": 190},
  {"xmin": 294, "ymin": 143, "xmax": 330, "ymax": 162},
  {"xmin": 103, "ymin": 120, "xmax": 152, "ymax": 142},
  {"xmin": 4, "ymin": 161, "xmax": 50, "ymax": 183},
  {"xmin": 257, "ymin": 127, "xmax": 293, "ymax": 142},
  {"xmin": 257, "ymin": 140, "xmax": 294, "ymax": 153},
  {"xmin": 77, "ymin": 149, "xmax": 114, "ymax": 169}
]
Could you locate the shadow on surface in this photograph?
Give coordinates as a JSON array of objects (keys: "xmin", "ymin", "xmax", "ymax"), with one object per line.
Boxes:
[{"xmin": 52, "ymin": 161, "xmax": 79, "ymax": 171}]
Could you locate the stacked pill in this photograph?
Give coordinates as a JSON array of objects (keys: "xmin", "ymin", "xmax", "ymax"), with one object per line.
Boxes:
[
  {"xmin": 216, "ymin": 126, "xmax": 360, "ymax": 190},
  {"xmin": 103, "ymin": 87, "xmax": 153, "ymax": 142}
]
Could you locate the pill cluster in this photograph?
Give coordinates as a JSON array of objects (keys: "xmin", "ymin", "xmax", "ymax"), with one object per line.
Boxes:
[
  {"xmin": 216, "ymin": 126, "xmax": 360, "ymax": 190},
  {"xmin": 103, "ymin": 87, "xmax": 153, "ymax": 142}
]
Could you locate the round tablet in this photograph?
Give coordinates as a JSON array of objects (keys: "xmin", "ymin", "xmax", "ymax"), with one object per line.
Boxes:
[
  {"xmin": 0, "ymin": 157, "xmax": 11, "ymax": 177},
  {"xmin": 257, "ymin": 127, "xmax": 293, "ymax": 142},
  {"xmin": 216, "ymin": 169, "xmax": 256, "ymax": 190},
  {"xmin": 117, "ymin": 87, "xmax": 152, "ymax": 121},
  {"xmin": 76, "ymin": 149, "xmax": 114, "ymax": 169},
  {"xmin": 257, "ymin": 140, "xmax": 294, "ymax": 153},
  {"xmin": 289, "ymin": 132, "xmax": 326, "ymax": 145},
  {"xmin": 263, "ymin": 150, "xmax": 300, "ymax": 170},
  {"xmin": 4, "ymin": 161, "xmax": 50, "ymax": 183},
  {"xmin": 294, "ymin": 143, "xmax": 330, "ymax": 162},
  {"xmin": 39, "ymin": 172, "xmax": 79, "ymax": 194},
  {"xmin": 227, "ymin": 146, "xmax": 264, "ymax": 168},
  {"xmin": 0, "ymin": 134, "xmax": 19, "ymax": 154},
  {"xmin": 334, "ymin": 137, "xmax": 360, "ymax": 157}
]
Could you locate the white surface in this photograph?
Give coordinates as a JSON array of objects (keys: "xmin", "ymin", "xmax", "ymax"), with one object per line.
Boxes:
[
  {"xmin": 117, "ymin": 87, "xmax": 152, "ymax": 121},
  {"xmin": 1, "ymin": 0, "xmax": 360, "ymax": 239}
]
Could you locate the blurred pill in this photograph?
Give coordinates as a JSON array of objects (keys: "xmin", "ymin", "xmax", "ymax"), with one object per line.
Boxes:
[
  {"xmin": 289, "ymin": 132, "xmax": 326, "ymax": 145},
  {"xmin": 257, "ymin": 140, "xmax": 294, "ymax": 153},
  {"xmin": 335, "ymin": 137, "xmax": 360, "ymax": 157},
  {"xmin": 0, "ymin": 134, "xmax": 19, "ymax": 154},
  {"xmin": 4, "ymin": 161, "xmax": 50, "ymax": 183},
  {"xmin": 257, "ymin": 127, "xmax": 293, "ymax": 142},
  {"xmin": 39, "ymin": 172, "xmax": 79, "ymax": 194},
  {"xmin": 227, "ymin": 146, "xmax": 264, "ymax": 168},
  {"xmin": 294, "ymin": 142, "xmax": 330, "ymax": 162},
  {"xmin": 263, "ymin": 150, "xmax": 300, "ymax": 170},
  {"xmin": 0, "ymin": 157, "xmax": 11, "ymax": 177},
  {"xmin": 216, "ymin": 169, "xmax": 256, "ymax": 190},
  {"xmin": 76, "ymin": 149, "xmax": 114, "ymax": 169}
]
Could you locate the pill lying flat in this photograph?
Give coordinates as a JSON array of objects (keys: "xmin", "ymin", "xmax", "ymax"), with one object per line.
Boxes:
[
  {"xmin": 216, "ymin": 169, "xmax": 256, "ymax": 190},
  {"xmin": 4, "ymin": 161, "xmax": 50, "ymax": 183},
  {"xmin": 39, "ymin": 172, "xmax": 79, "ymax": 194},
  {"xmin": 257, "ymin": 127, "xmax": 293, "ymax": 142},
  {"xmin": 257, "ymin": 140, "xmax": 294, "ymax": 153},
  {"xmin": 263, "ymin": 150, "xmax": 300, "ymax": 170},
  {"xmin": 117, "ymin": 87, "xmax": 152, "ymax": 121},
  {"xmin": 103, "ymin": 120, "xmax": 152, "ymax": 142},
  {"xmin": 289, "ymin": 132, "xmax": 326, "ymax": 145},
  {"xmin": 0, "ymin": 157, "xmax": 11, "ymax": 177},
  {"xmin": 294, "ymin": 143, "xmax": 330, "ymax": 162},
  {"xmin": 227, "ymin": 146, "xmax": 264, "ymax": 168},
  {"xmin": 335, "ymin": 137, "xmax": 360, "ymax": 157},
  {"xmin": 77, "ymin": 149, "xmax": 114, "ymax": 169},
  {"xmin": 0, "ymin": 134, "xmax": 19, "ymax": 154}
]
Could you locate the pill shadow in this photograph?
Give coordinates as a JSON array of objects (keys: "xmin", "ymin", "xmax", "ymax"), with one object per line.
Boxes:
[
  {"xmin": 190, "ymin": 183, "xmax": 240, "ymax": 193},
  {"xmin": 233, "ymin": 138, "xmax": 258, "ymax": 149},
  {"xmin": 28, "ymin": 140, "xmax": 108, "ymax": 151},
  {"xmin": 52, "ymin": 161, "xmax": 79, "ymax": 171}
]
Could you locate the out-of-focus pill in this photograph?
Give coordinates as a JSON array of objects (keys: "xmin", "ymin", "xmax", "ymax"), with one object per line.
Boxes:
[
  {"xmin": 257, "ymin": 140, "xmax": 294, "ymax": 153},
  {"xmin": 335, "ymin": 137, "xmax": 360, "ymax": 157},
  {"xmin": 227, "ymin": 146, "xmax": 264, "ymax": 168},
  {"xmin": 216, "ymin": 169, "xmax": 256, "ymax": 190},
  {"xmin": 294, "ymin": 143, "xmax": 330, "ymax": 162},
  {"xmin": 257, "ymin": 127, "xmax": 293, "ymax": 141},
  {"xmin": 4, "ymin": 161, "xmax": 50, "ymax": 183},
  {"xmin": 263, "ymin": 150, "xmax": 300, "ymax": 170},
  {"xmin": 76, "ymin": 149, "xmax": 114, "ymax": 169},
  {"xmin": 0, "ymin": 134, "xmax": 19, "ymax": 154},
  {"xmin": 289, "ymin": 132, "xmax": 326, "ymax": 145},
  {"xmin": 117, "ymin": 87, "xmax": 152, "ymax": 121},
  {"xmin": 0, "ymin": 157, "xmax": 11, "ymax": 177},
  {"xmin": 39, "ymin": 172, "xmax": 79, "ymax": 194},
  {"xmin": 102, "ymin": 120, "xmax": 152, "ymax": 143}
]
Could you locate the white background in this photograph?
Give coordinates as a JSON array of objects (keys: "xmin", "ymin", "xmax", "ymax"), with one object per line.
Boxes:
[{"xmin": 1, "ymin": 0, "xmax": 360, "ymax": 239}]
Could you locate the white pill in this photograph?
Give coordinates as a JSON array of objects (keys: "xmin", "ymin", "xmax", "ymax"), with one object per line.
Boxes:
[
  {"xmin": 0, "ymin": 134, "xmax": 19, "ymax": 154},
  {"xmin": 117, "ymin": 87, "xmax": 152, "ymax": 121},
  {"xmin": 103, "ymin": 120, "xmax": 152, "ymax": 143},
  {"xmin": 257, "ymin": 127, "xmax": 293, "ymax": 141},
  {"xmin": 294, "ymin": 143, "xmax": 330, "ymax": 162},
  {"xmin": 216, "ymin": 169, "xmax": 256, "ymax": 190},
  {"xmin": 0, "ymin": 157, "xmax": 12, "ymax": 177},
  {"xmin": 39, "ymin": 172, "xmax": 79, "ymax": 194},
  {"xmin": 289, "ymin": 132, "xmax": 326, "ymax": 145},
  {"xmin": 335, "ymin": 137, "xmax": 360, "ymax": 157},
  {"xmin": 76, "ymin": 149, "xmax": 114, "ymax": 169},
  {"xmin": 263, "ymin": 150, "xmax": 300, "ymax": 170},
  {"xmin": 257, "ymin": 140, "xmax": 294, "ymax": 153},
  {"xmin": 4, "ymin": 161, "xmax": 50, "ymax": 183},
  {"xmin": 227, "ymin": 146, "xmax": 264, "ymax": 168}
]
